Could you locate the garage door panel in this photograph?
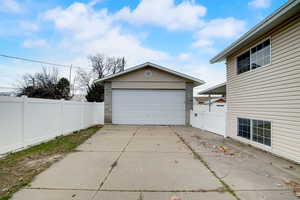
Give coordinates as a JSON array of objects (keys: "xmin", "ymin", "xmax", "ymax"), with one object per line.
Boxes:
[{"xmin": 112, "ymin": 90, "xmax": 185, "ymax": 125}]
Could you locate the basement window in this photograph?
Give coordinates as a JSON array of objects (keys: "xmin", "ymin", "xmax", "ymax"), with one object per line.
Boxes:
[
  {"xmin": 238, "ymin": 118, "xmax": 272, "ymax": 147},
  {"xmin": 252, "ymin": 120, "xmax": 271, "ymax": 146},
  {"xmin": 238, "ymin": 118, "xmax": 251, "ymax": 139}
]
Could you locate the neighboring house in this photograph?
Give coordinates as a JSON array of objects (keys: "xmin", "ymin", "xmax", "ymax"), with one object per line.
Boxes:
[
  {"xmin": 194, "ymin": 98, "xmax": 226, "ymax": 113},
  {"xmin": 197, "ymin": 82, "xmax": 227, "ymax": 112},
  {"xmin": 193, "ymin": 96, "xmax": 219, "ymax": 105},
  {"xmin": 210, "ymin": 0, "xmax": 300, "ymax": 163},
  {"xmin": 95, "ymin": 62, "xmax": 204, "ymax": 125}
]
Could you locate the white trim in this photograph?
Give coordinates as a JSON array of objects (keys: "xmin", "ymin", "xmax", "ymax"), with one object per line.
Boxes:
[
  {"xmin": 94, "ymin": 62, "xmax": 205, "ymax": 85},
  {"xmin": 210, "ymin": 0, "xmax": 300, "ymax": 63},
  {"xmin": 235, "ymin": 37, "xmax": 272, "ymax": 75}
]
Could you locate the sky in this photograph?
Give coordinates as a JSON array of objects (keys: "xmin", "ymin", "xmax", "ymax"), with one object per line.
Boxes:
[{"xmin": 0, "ymin": 0, "xmax": 288, "ymax": 94}]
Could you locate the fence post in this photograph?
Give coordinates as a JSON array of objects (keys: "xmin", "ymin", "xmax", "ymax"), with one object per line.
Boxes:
[
  {"xmin": 60, "ymin": 99, "xmax": 64, "ymax": 135},
  {"xmin": 21, "ymin": 95, "xmax": 28, "ymax": 148},
  {"xmin": 93, "ymin": 101, "xmax": 96, "ymax": 125}
]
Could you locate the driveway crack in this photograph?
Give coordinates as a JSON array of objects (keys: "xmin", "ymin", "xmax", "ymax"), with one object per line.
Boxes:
[
  {"xmin": 168, "ymin": 126, "xmax": 241, "ymax": 200},
  {"xmin": 90, "ymin": 127, "xmax": 140, "ymax": 200}
]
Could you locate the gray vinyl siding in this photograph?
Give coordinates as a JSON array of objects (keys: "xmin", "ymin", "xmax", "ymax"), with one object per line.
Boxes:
[{"xmin": 226, "ymin": 16, "xmax": 300, "ymax": 163}]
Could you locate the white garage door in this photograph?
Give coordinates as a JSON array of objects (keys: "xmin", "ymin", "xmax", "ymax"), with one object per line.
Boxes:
[{"xmin": 112, "ymin": 90, "xmax": 185, "ymax": 125}]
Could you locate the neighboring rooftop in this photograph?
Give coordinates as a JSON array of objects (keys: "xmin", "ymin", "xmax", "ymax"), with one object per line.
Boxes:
[
  {"xmin": 198, "ymin": 82, "xmax": 226, "ymax": 96},
  {"xmin": 210, "ymin": 0, "xmax": 300, "ymax": 63}
]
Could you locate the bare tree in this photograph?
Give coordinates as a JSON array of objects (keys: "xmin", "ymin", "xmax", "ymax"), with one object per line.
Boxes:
[
  {"xmin": 18, "ymin": 68, "xmax": 71, "ymax": 100},
  {"xmin": 76, "ymin": 54, "xmax": 126, "ymax": 102},
  {"xmin": 108, "ymin": 57, "xmax": 126, "ymax": 74},
  {"xmin": 76, "ymin": 68, "xmax": 93, "ymax": 88},
  {"xmin": 88, "ymin": 54, "xmax": 126, "ymax": 79}
]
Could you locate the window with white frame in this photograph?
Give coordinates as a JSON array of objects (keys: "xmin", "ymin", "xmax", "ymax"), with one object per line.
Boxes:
[
  {"xmin": 237, "ymin": 39, "xmax": 271, "ymax": 74},
  {"xmin": 252, "ymin": 120, "xmax": 271, "ymax": 146},
  {"xmin": 237, "ymin": 118, "xmax": 272, "ymax": 146}
]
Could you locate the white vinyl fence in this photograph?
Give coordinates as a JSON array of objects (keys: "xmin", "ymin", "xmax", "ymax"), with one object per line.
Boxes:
[
  {"xmin": 0, "ymin": 96, "xmax": 104, "ymax": 155},
  {"xmin": 190, "ymin": 105, "xmax": 226, "ymax": 137}
]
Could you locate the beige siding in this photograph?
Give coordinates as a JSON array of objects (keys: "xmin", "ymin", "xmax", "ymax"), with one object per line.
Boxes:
[
  {"xmin": 110, "ymin": 66, "xmax": 188, "ymax": 89},
  {"xmin": 111, "ymin": 81, "xmax": 186, "ymax": 89},
  {"xmin": 226, "ymin": 17, "xmax": 300, "ymax": 163}
]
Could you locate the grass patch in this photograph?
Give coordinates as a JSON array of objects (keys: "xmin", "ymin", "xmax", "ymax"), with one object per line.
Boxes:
[{"xmin": 0, "ymin": 125, "xmax": 102, "ymax": 200}]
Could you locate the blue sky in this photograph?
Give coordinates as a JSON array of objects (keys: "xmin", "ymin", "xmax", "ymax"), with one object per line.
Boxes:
[{"xmin": 0, "ymin": 0, "xmax": 288, "ymax": 93}]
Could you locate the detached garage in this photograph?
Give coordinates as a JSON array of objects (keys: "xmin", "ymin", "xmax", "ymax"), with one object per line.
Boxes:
[{"xmin": 95, "ymin": 62, "xmax": 204, "ymax": 125}]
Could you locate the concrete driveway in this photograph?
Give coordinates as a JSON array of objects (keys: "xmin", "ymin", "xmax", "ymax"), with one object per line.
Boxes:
[{"xmin": 12, "ymin": 125, "xmax": 300, "ymax": 200}]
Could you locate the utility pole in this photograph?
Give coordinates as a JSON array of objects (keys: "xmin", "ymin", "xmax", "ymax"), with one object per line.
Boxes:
[
  {"xmin": 69, "ymin": 64, "xmax": 73, "ymax": 83},
  {"xmin": 69, "ymin": 64, "xmax": 73, "ymax": 95}
]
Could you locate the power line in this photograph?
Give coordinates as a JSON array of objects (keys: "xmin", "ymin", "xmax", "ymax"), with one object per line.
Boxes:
[
  {"xmin": 0, "ymin": 54, "xmax": 91, "ymax": 69},
  {"xmin": 0, "ymin": 87, "xmax": 18, "ymax": 90}
]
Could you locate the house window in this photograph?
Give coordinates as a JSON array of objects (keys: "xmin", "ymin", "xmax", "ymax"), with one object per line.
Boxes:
[
  {"xmin": 251, "ymin": 39, "xmax": 271, "ymax": 69},
  {"xmin": 237, "ymin": 39, "xmax": 271, "ymax": 74},
  {"xmin": 238, "ymin": 118, "xmax": 251, "ymax": 139},
  {"xmin": 252, "ymin": 120, "xmax": 271, "ymax": 146},
  {"xmin": 237, "ymin": 51, "xmax": 250, "ymax": 74},
  {"xmin": 237, "ymin": 118, "xmax": 272, "ymax": 146}
]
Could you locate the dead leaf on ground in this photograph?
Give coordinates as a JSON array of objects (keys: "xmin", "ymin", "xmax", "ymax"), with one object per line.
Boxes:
[
  {"xmin": 294, "ymin": 188, "xmax": 300, "ymax": 197},
  {"xmin": 283, "ymin": 179, "xmax": 300, "ymax": 188},
  {"xmin": 170, "ymin": 196, "xmax": 181, "ymax": 200},
  {"xmin": 282, "ymin": 178, "xmax": 300, "ymax": 197},
  {"xmin": 212, "ymin": 145, "xmax": 228, "ymax": 153}
]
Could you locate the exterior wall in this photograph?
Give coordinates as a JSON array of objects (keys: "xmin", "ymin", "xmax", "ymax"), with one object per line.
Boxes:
[
  {"xmin": 226, "ymin": 17, "xmax": 300, "ymax": 163},
  {"xmin": 185, "ymin": 83, "xmax": 193, "ymax": 125},
  {"xmin": 111, "ymin": 81, "xmax": 185, "ymax": 89},
  {"xmin": 104, "ymin": 82, "xmax": 112, "ymax": 123},
  {"xmin": 110, "ymin": 66, "xmax": 187, "ymax": 89}
]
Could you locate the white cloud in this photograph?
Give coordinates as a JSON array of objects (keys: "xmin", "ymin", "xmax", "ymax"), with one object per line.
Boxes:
[
  {"xmin": 22, "ymin": 39, "xmax": 47, "ymax": 48},
  {"xmin": 178, "ymin": 53, "xmax": 191, "ymax": 61},
  {"xmin": 248, "ymin": 0, "xmax": 271, "ymax": 9},
  {"xmin": 43, "ymin": 2, "xmax": 169, "ymax": 66},
  {"xmin": 193, "ymin": 17, "xmax": 246, "ymax": 48},
  {"xmin": 115, "ymin": 0, "xmax": 206, "ymax": 30},
  {"xmin": 0, "ymin": 0, "xmax": 21, "ymax": 13},
  {"xmin": 39, "ymin": 2, "xmax": 228, "ymax": 90},
  {"xmin": 192, "ymin": 39, "xmax": 213, "ymax": 48},
  {"xmin": 88, "ymin": 0, "xmax": 103, "ymax": 7},
  {"xmin": 197, "ymin": 18, "xmax": 246, "ymax": 39},
  {"xmin": 44, "ymin": 3, "xmax": 112, "ymax": 41},
  {"xmin": 19, "ymin": 21, "xmax": 39, "ymax": 32}
]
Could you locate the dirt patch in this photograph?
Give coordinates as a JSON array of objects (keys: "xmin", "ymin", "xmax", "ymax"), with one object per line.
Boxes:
[
  {"xmin": 0, "ymin": 154, "xmax": 63, "ymax": 196},
  {"xmin": 0, "ymin": 125, "xmax": 102, "ymax": 200}
]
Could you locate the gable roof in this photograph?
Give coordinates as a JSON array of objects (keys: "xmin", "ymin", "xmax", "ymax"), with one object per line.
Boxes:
[
  {"xmin": 94, "ymin": 62, "xmax": 205, "ymax": 86},
  {"xmin": 210, "ymin": 0, "xmax": 300, "ymax": 63}
]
